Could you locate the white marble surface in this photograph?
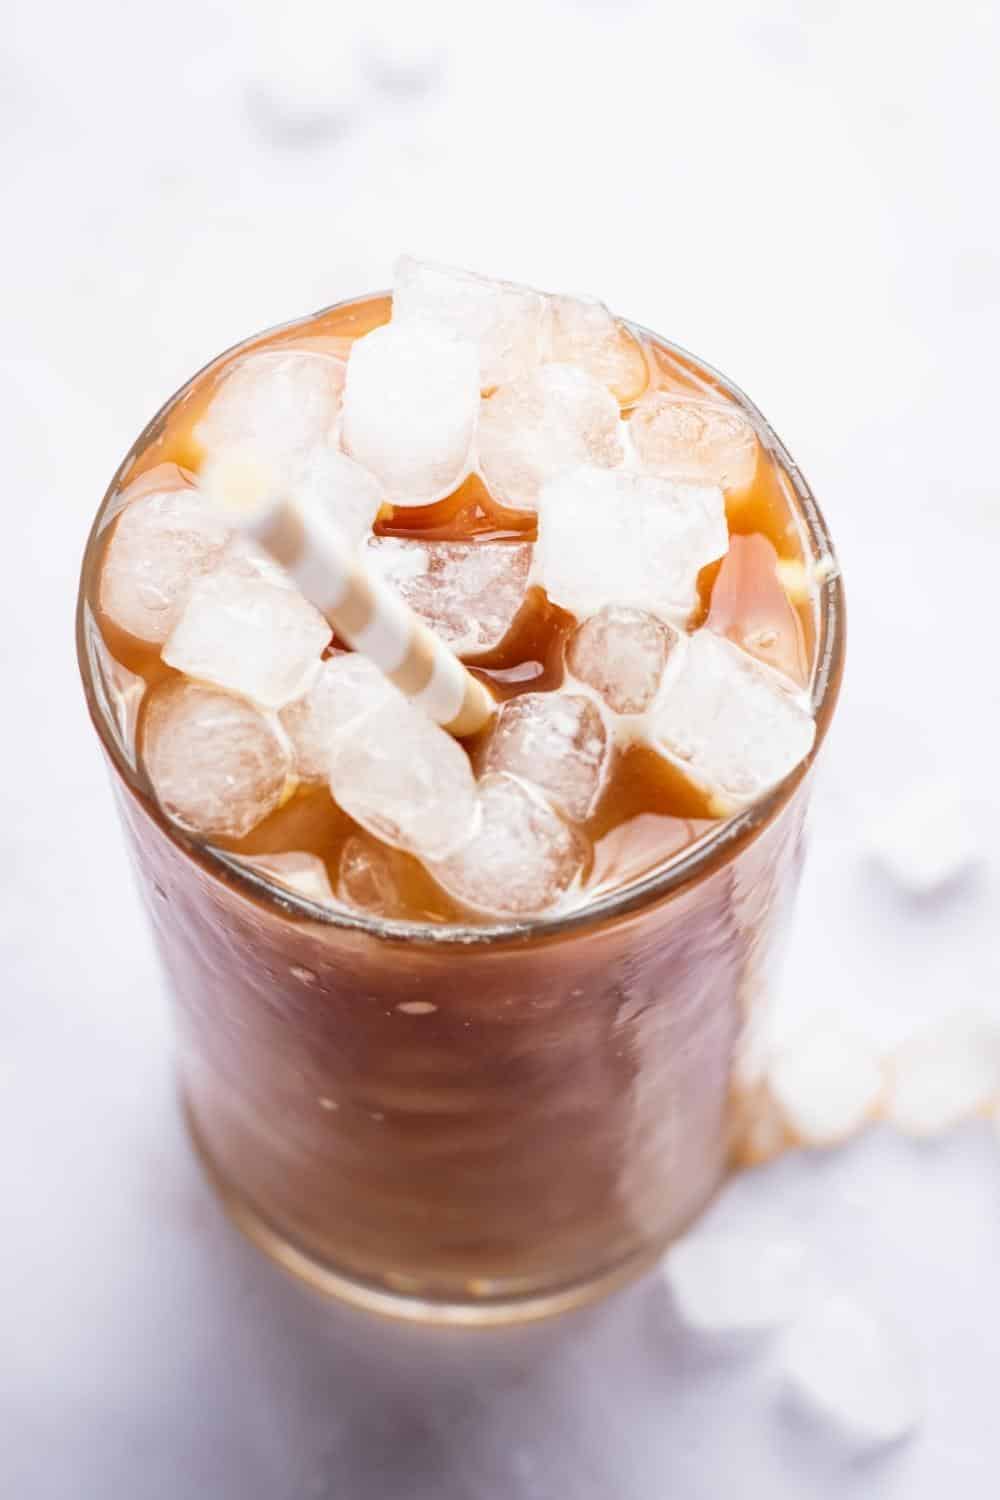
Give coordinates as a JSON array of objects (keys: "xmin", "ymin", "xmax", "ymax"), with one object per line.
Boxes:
[{"xmin": 2, "ymin": 1, "xmax": 999, "ymax": 1494}]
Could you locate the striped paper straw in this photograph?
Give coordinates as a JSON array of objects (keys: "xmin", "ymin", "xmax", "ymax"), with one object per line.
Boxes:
[{"xmin": 203, "ymin": 456, "xmax": 495, "ymax": 738}]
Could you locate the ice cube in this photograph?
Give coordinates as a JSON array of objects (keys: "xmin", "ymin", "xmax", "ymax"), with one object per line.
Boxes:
[
  {"xmin": 366, "ymin": 536, "xmax": 532, "ymax": 655},
  {"xmin": 886, "ymin": 1014, "xmax": 1000, "ymax": 1135},
  {"xmin": 865, "ymin": 776, "xmax": 981, "ymax": 895},
  {"xmin": 142, "ymin": 681, "xmax": 291, "ymax": 839},
  {"xmin": 392, "ymin": 255, "xmax": 548, "ymax": 390},
  {"xmin": 707, "ymin": 534, "xmax": 808, "ymax": 685},
  {"xmin": 336, "ymin": 835, "xmax": 404, "ymax": 916},
  {"xmin": 328, "ymin": 686, "xmax": 479, "ymax": 861},
  {"xmin": 566, "ymin": 605, "xmax": 680, "ymax": 715},
  {"xmin": 481, "ymin": 692, "xmax": 609, "ymax": 822},
  {"xmin": 216, "ymin": 534, "xmax": 298, "ymax": 590},
  {"xmin": 547, "ymin": 295, "xmax": 648, "ymax": 405},
  {"xmin": 321, "ymin": 650, "xmax": 401, "ymax": 715},
  {"xmin": 341, "ymin": 319, "xmax": 479, "ymax": 506},
  {"xmin": 279, "ymin": 651, "xmax": 396, "ymax": 781},
  {"xmin": 431, "ymin": 772, "xmax": 584, "ymax": 918},
  {"xmin": 534, "ymin": 466, "xmax": 728, "ymax": 623},
  {"xmin": 195, "ymin": 349, "xmax": 344, "ymax": 481},
  {"xmin": 163, "ymin": 571, "xmax": 330, "ymax": 710},
  {"xmin": 663, "ymin": 1231, "xmax": 809, "ymax": 1333},
  {"xmin": 630, "ymin": 392, "xmax": 759, "ymax": 490},
  {"xmin": 651, "ymin": 630, "xmax": 815, "ymax": 803},
  {"xmin": 768, "ymin": 1016, "xmax": 883, "ymax": 1147},
  {"xmin": 782, "ymin": 1293, "xmax": 923, "ymax": 1446},
  {"xmin": 295, "ymin": 448, "xmax": 383, "ymax": 550},
  {"xmin": 245, "ymin": 3, "xmax": 366, "ymax": 147},
  {"xmin": 239, "ymin": 851, "xmax": 335, "ymax": 905},
  {"xmin": 731, "ymin": 1082, "xmax": 792, "ymax": 1167},
  {"xmin": 478, "ymin": 364, "xmax": 622, "ymax": 512},
  {"xmin": 99, "ymin": 485, "xmax": 233, "ymax": 645}
]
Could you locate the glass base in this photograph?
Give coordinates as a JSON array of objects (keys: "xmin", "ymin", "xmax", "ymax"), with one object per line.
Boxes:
[{"xmin": 185, "ymin": 1103, "xmax": 662, "ymax": 1327}]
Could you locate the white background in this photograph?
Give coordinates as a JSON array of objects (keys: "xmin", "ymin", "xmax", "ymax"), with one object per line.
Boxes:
[{"xmin": 1, "ymin": 1, "xmax": 998, "ymax": 1494}]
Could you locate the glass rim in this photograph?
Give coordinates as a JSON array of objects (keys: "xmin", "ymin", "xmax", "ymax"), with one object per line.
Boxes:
[{"xmin": 77, "ymin": 292, "xmax": 846, "ymax": 949}]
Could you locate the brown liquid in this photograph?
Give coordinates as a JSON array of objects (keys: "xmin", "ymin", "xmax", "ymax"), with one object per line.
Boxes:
[
  {"xmin": 77, "ymin": 291, "xmax": 841, "ymax": 1318},
  {"xmin": 105, "ymin": 761, "xmax": 809, "ymax": 1312},
  {"xmin": 96, "ymin": 295, "xmax": 818, "ymax": 926}
]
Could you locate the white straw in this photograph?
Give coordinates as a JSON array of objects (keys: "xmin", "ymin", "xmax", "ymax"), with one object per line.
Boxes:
[{"xmin": 203, "ymin": 455, "xmax": 495, "ymax": 738}]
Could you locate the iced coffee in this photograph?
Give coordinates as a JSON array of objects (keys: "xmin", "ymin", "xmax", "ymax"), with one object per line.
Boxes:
[{"xmin": 77, "ymin": 257, "xmax": 843, "ymax": 1320}]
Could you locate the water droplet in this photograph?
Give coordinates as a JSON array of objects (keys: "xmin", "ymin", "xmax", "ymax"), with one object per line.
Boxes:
[
  {"xmin": 396, "ymin": 1000, "xmax": 437, "ymax": 1015},
  {"xmin": 291, "ymin": 965, "xmax": 317, "ymax": 985},
  {"xmin": 318, "ymin": 1096, "xmax": 338, "ymax": 1111}
]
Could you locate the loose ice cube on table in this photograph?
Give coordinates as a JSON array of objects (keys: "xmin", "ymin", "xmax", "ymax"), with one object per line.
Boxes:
[
  {"xmin": 99, "ymin": 486, "xmax": 232, "ymax": 644},
  {"xmin": 163, "ymin": 572, "xmax": 330, "ymax": 710},
  {"xmin": 886, "ymin": 1014, "xmax": 1000, "ymax": 1135},
  {"xmin": 142, "ymin": 681, "xmax": 291, "ymax": 839},
  {"xmin": 431, "ymin": 772, "xmax": 584, "ymax": 917},
  {"xmin": 782, "ymin": 1293, "xmax": 923, "ymax": 1447},
  {"xmin": 548, "ymin": 295, "xmax": 648, "ymax": 405},
  {"xmin": 245, "ymin": 3, "xmax": 367, "ymax": 146},
  {"xmin": 478, "ymin": 364, "xmax": 622, "ymax": 513},
  {"xmin": 341, "ymin": 319, "xmax": 480, "ymax": 506},
  {"xmin": 367, "ymin": 536, "xmax": 533, "ymax": 655},
  {"xmin": 768, "ymin": 1016, "xmax": 883, "ymax": 1146},
  {"xmin": 279, "ymin": 653, "xmax": 393, "ymax": 782},
  {"xmin": 707, "ymin": 534, "xmax": 808, "ymax": 685},
  {"xmin": 630, "ymin": 392, "xmax": 759, "ymax": 491},
  {"xmin": 566, "ymin": 605, "xmax": 680, "ymax": 715},
  {"xmin": 328, "ymin": 685, "xmax": 479, "ymax": 861},
  {"xmin": 482, "ymin": 692, "xmax": 609, "ymax": 822},
  {"xmin": 392, "ymin": 256, "xmax": 549, "ymax": 390},
  {"xmin": 195, "ymin": 349, "xmax": 344, "ymax": 483},
  {"xmin": 534, "ymin": 466, "xmax": 728, "ymax": 623},
  {"xmin": 865, "ymin": 776, "xmax": 981, "ymax": 895},
  {"xmin": 664, "ymin": 1230, "xmax": 809, "ymax": 1333},
  {"xmin": 651, "ymin": 630, "xmax": 815, "ymax": 804},
  {"xmin": 239, "ymin": 851, "xmax": 335, "ymax": 905}
]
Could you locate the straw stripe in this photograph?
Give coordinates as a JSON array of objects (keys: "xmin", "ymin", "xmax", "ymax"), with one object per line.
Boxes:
[
  {"xmin": 410, "ymin": 649, "xmax": 466, "ymax": 726},
  {"xmin": 333, "ymin": 565, "xmax": 376, "ymax": 638},
  {"xmin": 390, "ymin": 640, "xmax": 435, "ymax": 697},
  {"xmin": 448, "ymin": 673, "xmax": 495, "ymax": 737},
  {"xmin": 211, "ymin": 471, "xmax": 495, "ymax": 738},
  {"xmin": 249, "ymin": 503, "xmax": 305, "ymax": 570}
]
